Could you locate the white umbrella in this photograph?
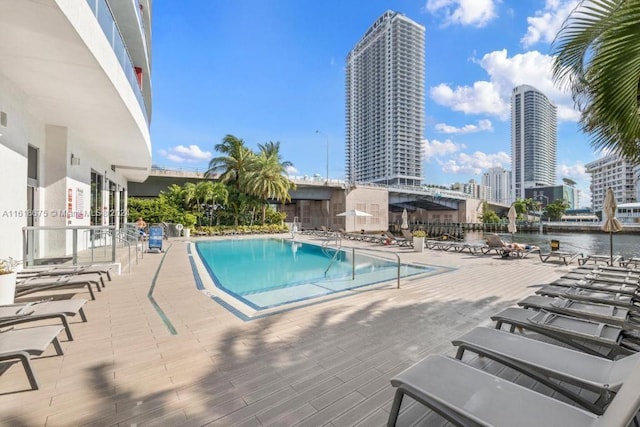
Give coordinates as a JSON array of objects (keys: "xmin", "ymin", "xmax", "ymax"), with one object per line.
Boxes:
[
  {"xmin": 601, "ymin": 187, "xmax": 623, "ymax": 265},
  {"xmin": 336, "ymin": 209, "xmax": 372, "ymax": 232},
  {"xmin": 507, "ymin": 205, "xmax": 517, "ymax": 242},
  {"xmin": 401, "ymin": 209, "xmax": 409, "ymax": 229}
]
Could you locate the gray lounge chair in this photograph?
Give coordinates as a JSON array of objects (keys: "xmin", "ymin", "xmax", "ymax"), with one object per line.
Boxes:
[
  {"xmin": 388, "ymin": 353, "xmax": 640, "ymax": 427},
  {"xmin": 0, "ymin": 299, "xmax": 88, "ymax": 341},
  {"xmin": 536, "ymin": 284, "xmax": 638, "ymax": 310},
  {"xmin": 567, "ymin": 267, "xmax": 640, "ymax": 280},
  {"xmin": 518, "ymin": 295, "xmax": 639, "ymax": 329},
  {"xmin": 452, "ymin": 326, "xmax": 639, "ymax": 414},
  {"xmin": 491, "ymin": 307, "xmax": 635, "ymax": 359},
  {"xmin": 0, "ymin": 325, "xmax": 65, "ymax": 390},
  {"xmin": 551, "ymin": 278, "xmax": 639, "ymax": 296},
  {"xmin": 15, "ymin": 274, "xmax": 102, "ymax": 300}
]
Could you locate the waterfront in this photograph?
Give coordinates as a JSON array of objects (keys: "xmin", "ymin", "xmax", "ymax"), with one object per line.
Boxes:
[{"xmin": 465, "ymin": 230, "xmax": 640, "ymax": 260}]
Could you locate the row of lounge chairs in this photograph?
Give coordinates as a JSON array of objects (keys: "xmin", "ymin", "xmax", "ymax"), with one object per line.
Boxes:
[
  {"xmin": 388, "ymin": 263, "xmax": 640, "ymax": 425},
  {"xmin": 1, "ymin": 264, "xmax": 112, "ymax": 391}
]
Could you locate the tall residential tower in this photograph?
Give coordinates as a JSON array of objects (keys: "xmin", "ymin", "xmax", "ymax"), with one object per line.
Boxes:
[
  {"xmin": 511, "ymin": 85, "xmax": 557, "ymax": 201},
  {"xmin": 346, "ymin": 11, "xmax": 425, "ymax": 186}
]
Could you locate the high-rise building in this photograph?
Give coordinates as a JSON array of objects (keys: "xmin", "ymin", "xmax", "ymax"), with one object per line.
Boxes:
[
  {"xmin": 511, "ymin": 85, "xmax": 557, "ymax": 201},
  {"xmin": 0, "ymin": 1, "xmax": 152, "ymax": 261},
  {"xmin": 482, "ymin": 167, "xmax": 512, "ymax": 204},
  {"xmin": 345, "ymin": 11, "xmax": 425, "ymax": 186},
  {"xmin": 585, "ymin": 154, "xmax": 636, "ymax": 214}
]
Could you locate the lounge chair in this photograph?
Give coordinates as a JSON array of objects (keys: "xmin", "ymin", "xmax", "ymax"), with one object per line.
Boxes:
[
  {"xmin": 480, "ymin": 234, "xmax": 538, "ymax": 258},
  {"xmin": 491, "ymin": 307, "xmax": 635, "ymax": 359},
  {"xmin": 551, "ymin": 278, "xmax": 639, "ymax": 296},
  {"xmin": 452, "ymin": 326, "xmax": 638, "ymax": 414},
  {"xmin": 383, "ymin": 231, "xmax": 411, "ymax": 247},
  {"xmin": 536, "ymin": 284, "xmax": 638, "ymax": 310},
  {"xmin": 560, "ymin": 269, "xmax": 640, "ymax": 285},
  {"xmin": 388, "ymin": 352, "xmax": 640, "ymax": 427},
  {"xmin": 18, "ymin": 264, "xmax": 112, "ymax": 285},
  {"xmin": 0, "ymin": 325, "xmax": 65, "ymax": 390},
  {"xmin": 518, "ymin": 295, "xmax": 639, "ymax": 329},
  {"xmin": 15, "ymin": 274, "xmax": 102, "ymax": 300},
  {"xmin": 0, "ymin": 299, "xmax": 88, "ymax": 341}
]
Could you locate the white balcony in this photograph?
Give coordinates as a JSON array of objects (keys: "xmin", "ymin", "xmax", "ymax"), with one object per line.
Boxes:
[{"xmin": 0, "ymin": 0, "xmax": 151, "ymax": 182}]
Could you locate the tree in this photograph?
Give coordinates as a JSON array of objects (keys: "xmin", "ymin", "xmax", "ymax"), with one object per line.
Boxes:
[
  {"xmin": 544, "ymin": 199, "xmax": 570, "ymax": 221},
  {"xmin": 552, "ymin": 0, "xmax": 640, "ymax": 161},
  {"xmin": 480, "ymin": 202, "xmax": 500, "ymax": 223},
  {"xmin": 205, "ymin": 134, "xmax": 254, "ymax": 188},
  {"xmin": 244, "ymin": 143, "xmax": 296, "ymax": 224}
]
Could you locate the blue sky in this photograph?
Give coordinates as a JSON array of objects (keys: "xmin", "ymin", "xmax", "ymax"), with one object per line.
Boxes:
[{"xmin": 151, "ymin": 0, "xmax": 596, "ymax": 207}]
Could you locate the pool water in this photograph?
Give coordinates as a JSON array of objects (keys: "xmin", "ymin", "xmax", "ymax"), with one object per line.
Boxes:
[{"xmin": 194, "ymin": 238, "xmax": 434, "ymax": 310}]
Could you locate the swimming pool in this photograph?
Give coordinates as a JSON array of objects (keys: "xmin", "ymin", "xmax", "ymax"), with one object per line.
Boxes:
[{"xmin": 193, "ymin": 238, "xmax": 436, "ymax": 315}]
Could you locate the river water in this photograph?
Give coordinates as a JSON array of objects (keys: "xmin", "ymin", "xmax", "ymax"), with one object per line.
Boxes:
[{"xmin": 464, "ymin": 230, "xmax": 640, "ymax": 260}]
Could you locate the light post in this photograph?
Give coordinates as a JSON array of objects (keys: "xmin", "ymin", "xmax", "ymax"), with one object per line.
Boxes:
[{"xmin": 315, "ymin": 130, "xmax": 329, "ymax": 184}]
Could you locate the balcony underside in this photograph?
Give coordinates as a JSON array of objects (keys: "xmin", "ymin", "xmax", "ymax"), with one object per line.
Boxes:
[{"xmin": 0, "ymin": 0, "xmax": 151, "ymax": 182}]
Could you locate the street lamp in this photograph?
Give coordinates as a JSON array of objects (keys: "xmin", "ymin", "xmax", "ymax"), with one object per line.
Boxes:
[{"xmin": 315, "ymin": 130, "xmax": 329, "ymax": 184}]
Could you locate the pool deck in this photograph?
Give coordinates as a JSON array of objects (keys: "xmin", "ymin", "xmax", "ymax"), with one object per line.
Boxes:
[{"xmin": 1, "ymin": 233, "xmax": 577, "ymax": 426}]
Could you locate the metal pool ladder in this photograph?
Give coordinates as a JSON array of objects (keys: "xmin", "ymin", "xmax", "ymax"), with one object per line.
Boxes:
[{"xmin": 322, "ymin": 238, "xmax": 341, "ymax": 277}]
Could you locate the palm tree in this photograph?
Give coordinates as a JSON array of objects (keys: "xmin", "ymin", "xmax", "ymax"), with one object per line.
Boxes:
[
  {"xmin": 552, "ymin": 0, "xmax": 640, "ymax": 161},
  {"xmin": 244, "ymin": 143, "xmax": 296, "ymax": 224},
  {"xmin": 205, "ymin": 134, "xmax": 254, "ymax": 188},
  {"xmin": 257, "ymin": 141, "xmax": 293, "ymax": 172}
]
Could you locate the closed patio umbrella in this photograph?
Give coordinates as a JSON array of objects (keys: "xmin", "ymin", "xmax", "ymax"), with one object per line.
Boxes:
[
  {"xmin": 401, "ymin": 209, "xmax": 409, "ymax": 230},
  {"xmin": 337, "ymin": 209, "xmax": 372, "ymax": 233},
  {"xmin": 602, "ymin": 187, "xmax": 623, "ymax": 265},
  {"xmin": 507, "ymin": 205, "xmax": 517, "ymax": 242}
]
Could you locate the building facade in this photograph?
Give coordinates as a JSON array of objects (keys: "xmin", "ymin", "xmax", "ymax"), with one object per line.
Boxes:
[
  {"xmin": 451, "ymin": 179, "xmax": 489, "ymax": 201},
  {"xmin": 0, "ymin": 0, "xmax": 152, "ymax": 261},
  {"xmin": 511, "ymin": 85, "xmax": 557, "ymax": 201},
  {"xmin": 482, "ymin": 166, "xmax": 512, "ymax": 205},
  {"xmin": 524, "ymin": 185, "xmax": 579, "ymax": 209},
  {"xmin": 345, "ymin": 10, "xmax": 425, "ymax": 186},
  {"xmin": 585, "ymin": 154, "xmax": 637, "ymax": 214}
]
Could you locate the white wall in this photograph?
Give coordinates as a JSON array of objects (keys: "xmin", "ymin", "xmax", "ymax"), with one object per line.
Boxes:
[{"xmin": 1, "ymin": 70, "xmax": 133, "ymax": 263}]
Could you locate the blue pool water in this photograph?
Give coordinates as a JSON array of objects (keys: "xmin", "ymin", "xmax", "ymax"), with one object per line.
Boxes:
[{"xmin": 195, "ymin": 239, "xmax": 434, "ymax": 310}]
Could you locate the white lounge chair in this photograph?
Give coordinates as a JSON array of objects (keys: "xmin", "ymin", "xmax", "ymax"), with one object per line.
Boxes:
[
  {"xmin": 0, "ymin": 299, "xmax": 88, "ymax": 341},
  {"xmin": 16, "ymin": 274, "xmax": 103, "ymax": 300},
  {"xmin": 0, "ymin": 325, "xmax": 65, "ymax": 390}
]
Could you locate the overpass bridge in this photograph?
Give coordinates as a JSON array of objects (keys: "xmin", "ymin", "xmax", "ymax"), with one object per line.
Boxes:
[{"xmin": 128, "ymin": 168, "xmax": 510, "ymax": 219}]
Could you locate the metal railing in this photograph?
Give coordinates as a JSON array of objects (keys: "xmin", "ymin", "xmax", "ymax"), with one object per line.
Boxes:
[{"xmin": 21, "ymin": 225, "xmax": 134, "ymax": 269}]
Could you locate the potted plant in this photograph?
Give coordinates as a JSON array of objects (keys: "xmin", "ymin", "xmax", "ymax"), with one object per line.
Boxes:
[
  {"xmin": 412, "ymin": 230, "xmax": 426, "ymax": 253},
  {"xmin": 0, "ymin": 257, "xmax": 20, "ymax": 305}
]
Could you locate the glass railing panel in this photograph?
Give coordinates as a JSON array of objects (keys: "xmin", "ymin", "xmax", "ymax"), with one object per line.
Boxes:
[
  {"xmin": 22, "ymin": 226, "xmax": 118, "ymax": 268},
  {"xmin": 85, "ymin": 0, "xmax": 149, "ymax": 124}
]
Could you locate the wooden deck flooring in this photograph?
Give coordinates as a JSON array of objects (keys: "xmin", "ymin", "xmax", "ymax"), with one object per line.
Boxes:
[{"xmin": 0, "ymin": 234, "xmax": 576, "ymax": 426}]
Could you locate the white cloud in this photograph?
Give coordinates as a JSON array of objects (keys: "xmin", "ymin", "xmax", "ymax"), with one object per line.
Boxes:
[
  {"xmin": 285, "ymin": 165, "xmax": 299, "ymax": 175},
  {"xmin": 160, "ymin": 144, "xmax": 212, "ymax": 163},
  {"xmin": 558, "ymin": 161, "xmax": 589, "ymax": 183},
  {"xmin": 439, "ymin": 151, "xmax": 510, "ymax": 175},
  {"xmin": 423, "ymin": 138, "xmax": 462, "ymax": 160},
  {"xmin": 430, "ymin": 49, "xmax": 581, "ymax": 122},
  {"xmin": 435, "ymin": 119, "xmax": 493, "ymax": 134},
  {"xmin": 521, "ymin": 0, "xmax": 580, "ymax": 48},
  {"xmin": 426, "ymin": 0, "xmax": 500, "ymax": 27}
]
